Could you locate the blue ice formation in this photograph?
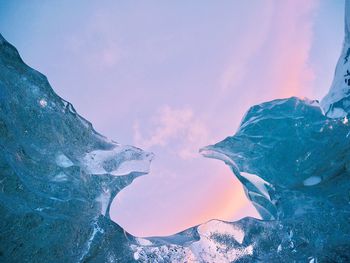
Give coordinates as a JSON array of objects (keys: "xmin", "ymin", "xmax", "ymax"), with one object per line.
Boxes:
[
  {"xmin": 0, "ymin": 33, "xmax": 153, "ymax": 262},
  {"xmin": 1, "ymin": 2, "xmax": 350, "ymax": 263},
  {"xmin": 133, "ymin": 97, "xmax": 350, "ymax": 262},
  {"xmin": 322, "ymin": 1, "xmax": 350, "ymax": 118}
]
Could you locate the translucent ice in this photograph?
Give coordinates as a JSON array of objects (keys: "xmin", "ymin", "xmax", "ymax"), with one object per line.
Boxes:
[
  {"xmin": 2, "ymin": 1, "xmax": 350, "ymax": 262},
  {"xmin": 322, "ymin": 2, "xmax": 350, "ymax": 118},
  {"xmin": 134, "ymin": 97, "xmax": 350, "ymax": 262},
  {"xmin": 0, "ymin": 33, "xmax": 151, "ymax": 262}
]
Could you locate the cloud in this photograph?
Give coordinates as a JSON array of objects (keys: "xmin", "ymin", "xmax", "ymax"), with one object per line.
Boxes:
[{"xmin": 133, "ymin": 106, "xmax": 210, "ymax": 160}]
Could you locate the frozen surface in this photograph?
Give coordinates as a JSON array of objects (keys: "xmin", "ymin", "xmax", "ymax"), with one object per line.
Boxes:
[
  {"xmin": 0, "ymin": 33, "xmax": 150, "ymax": 262},
  {"xmin": 322, "ymin": 2, "xmax": 350, "ymax": 118},
  {"xmin": 1, "ymin": 2, "xmax": 350, "ymax": 262},
  {"xmin": 82, "ymin": 147, "xmax": 153, "ymax": 176}
]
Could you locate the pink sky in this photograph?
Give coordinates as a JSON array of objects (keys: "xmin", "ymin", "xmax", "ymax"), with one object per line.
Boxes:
[{"xmin": 0, "ymin": 0, "xmax": 344, "ymax": 236}]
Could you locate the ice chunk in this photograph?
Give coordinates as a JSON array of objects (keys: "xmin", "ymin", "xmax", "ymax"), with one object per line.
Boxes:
[
  {"xmin": 197, "ymin": 220, "xmax": 245, "ymax": 245},
  {"xmin": 197, "ymin": 97, "xmax": 350, "ymax": 261},
  {"xmin": 321, "ymin": 1, "xmax": 350, "ymax": 117},
  {"xmin": 0, "ymin": 33, "xmax": 151, "ymax": 262},
  {"xmin": 134, "ymin": 96, "xmax": 350, "ymax": 261},
  {"xmin": 131, "ymin": 219, "xmax": 255, "ymax": 263},
  {"xmin": 82, "ymin": 146, "xmax": 153, "ymax": 176}
]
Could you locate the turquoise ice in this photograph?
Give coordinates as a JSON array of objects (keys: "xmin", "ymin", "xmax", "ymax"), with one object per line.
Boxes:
[{"xmin": 1, "ymin": 2, "xmax": 350, "ymax": 262}]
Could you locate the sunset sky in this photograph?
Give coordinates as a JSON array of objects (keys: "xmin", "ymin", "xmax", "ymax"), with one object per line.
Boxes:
[{"xmin": 0, "ymin": 0, "xmax": 344, "ymax": 236}]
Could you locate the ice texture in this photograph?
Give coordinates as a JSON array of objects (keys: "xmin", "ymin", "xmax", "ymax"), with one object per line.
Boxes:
[
  {"xmin": 2, "ymin": 2, "xmax": 350, "ymax": 262},
  {"xmin": 0, "ymin": 33, "xmax": 152, "ymax": 262},
  {"xmin": 134, "ymin": 97, "xmax": 350, "ymax": 262},
  {"xmin": 322, "ymin": 2, "xmax": 350, "ymax": 118},
  {"xmin": 132, "ymin": 2, "xmax": 350, "ymax": 261}
]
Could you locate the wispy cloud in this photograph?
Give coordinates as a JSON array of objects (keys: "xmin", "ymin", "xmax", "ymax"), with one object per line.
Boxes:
[{"xmin": 134, "ymin": 106, "xmax": 210, "ymax": 160}]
